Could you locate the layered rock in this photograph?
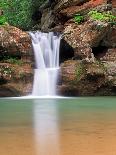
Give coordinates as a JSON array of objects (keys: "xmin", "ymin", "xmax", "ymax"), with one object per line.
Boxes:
[
  {"xmin": 0, "ymin": 25, "xmax": 32, "ymax": 61},
  {"xmin": 0, "ymin": 63, "xmax": 33, "ymax": 97},
  {"xmin": 54, "ymin": 0, "xmax": 89, "ymax": 13},
  {"xmin": 101, "ymin": 26, "xmax": 116, "ymax": 47},
  {"xmin": 59, "ymin": 59, "xmax": 116, "ymax": 96},
  {"xmin": 0, "ymin": 25, "xmax": 33, "ymax": 97},
  {"xmin": 59, "ymin": 0, "xmax": 109, "ymax": 19},
  {"xmin": 36, "ymin": 0, "xmax": 116, "ymax": 96}
]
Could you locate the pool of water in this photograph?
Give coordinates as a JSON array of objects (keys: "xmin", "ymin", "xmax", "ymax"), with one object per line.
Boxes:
[{"xmin": 0, "ymin": 97, "xmax": 116, "ymax": 155}]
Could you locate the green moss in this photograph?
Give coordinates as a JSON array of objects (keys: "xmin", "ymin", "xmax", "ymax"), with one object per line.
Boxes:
[
  {"xmin": 74, "ymin": 14, "xmax": 84, "ymax": 24},
  {"xmin": 0, "ymin": 55, "xmax": 23, "ymax": 65},
  {"xmin": 95, "ymin": 60, "xmax": 107, "ymax": 72},
  {"xmin": 88, "ymin": 10, "xmax": 116, "ymax": 25},
  {"xmin": 6, "ymin": 58, "xmax": 23, "ymax": 65},
  {"xmin": 75, "ymin": 63, "xmax": 85, "ymax": 81}
]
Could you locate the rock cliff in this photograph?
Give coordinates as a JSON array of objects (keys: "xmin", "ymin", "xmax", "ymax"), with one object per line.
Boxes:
[
  {"xmin": 38, "ymin": 0, "xmax": 116, "ymax": 96},
  {"xmin": 0, "ymin": 25, "xmax": 33, "ymax": 96},
  {"xmin": 0, "ymin": 0, "xmax": 116, "ymax": 96}
]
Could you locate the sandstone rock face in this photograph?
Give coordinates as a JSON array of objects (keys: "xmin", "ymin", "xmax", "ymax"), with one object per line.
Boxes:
[
  {"xmin": 41, "ymin": 9, "xmax": 56, "ymax": 31},
  {"xmin": 54, "ymin": 0, "xmax": 88, "ymax": 13},
  {"xmin": 63, "ymin": 20, "xmax": 110, "ymax": 59},
  {"xmin": 0, "ymin": 25, "xmax": 33, "ymax": 97},
  {"xmin": 101, "ymin": 27, "xmax": 116, "ymax": 48},
  {"xmin": 59, "ymin": 0, "xmax": 107, "ymax": 18},
  {"xmin": 0, "ymin": 0, "xmax": 115, "ymax": 96},
  {"xmin": 112, "ymin": 0, "xmax": 116, "ymax": 7},
  {"xmin": 0, "ymin": 62, "xmax": 33, "ymax": 97},
  {"xmin": 0, "ymin": 25, "xmax": 32, "ymax": 58},
  {"xmin": 60, "ymin": 60, "xmax": 108, "ymax": 96},
  {"xmin": 36, "ymin": 0, "xmax": 116, "ymax": 96}
]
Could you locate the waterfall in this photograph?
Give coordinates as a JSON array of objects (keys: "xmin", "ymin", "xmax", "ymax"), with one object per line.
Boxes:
[{"xmin": 29, "ymin": 31, "xmax": 61, "ymax": 96}]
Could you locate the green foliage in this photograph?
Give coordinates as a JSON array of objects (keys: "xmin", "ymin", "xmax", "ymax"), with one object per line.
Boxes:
[
  {"xmin": 6, "ymin": 58, "xmax": 23, "ymax": 65},
  {"xmin": 0, "ymin": 1, "xmax": 9, "ymax": 9},
  {"xmin": 0, "ymin": 15, "xmax": 8, "ymax": 25},
  {"xmin": 88, "ymin": 10, "xmax": 116, "ymax": 25},
  {"xmin": 0, "ymin": 0, "xmax": 46, "ymax": 30},
  {"xmin": 2, "ymin": 0, "xmax": 34, "ymax": 30},
  {"xmin": 0, "ymin": 55, "xmax": 23, "ymax": 65},
  {"xmin": 76, "ymin": 63, "xmax": 85, "ymax": 81},
  {"xmin": 74, "ymin": 14, "xmax": 84, "ymax": 24}
]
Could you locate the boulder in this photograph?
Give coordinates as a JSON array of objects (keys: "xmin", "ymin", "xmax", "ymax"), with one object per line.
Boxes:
[
  {"xmin": 0, "ymin": 25, "xmax": 32, "ymax": 59},
  {"xmin": 60, "ymin": 60, "xmax": 108, "ymax": 96},
  {"xmin": 0, "ymin": 63, "xmax": 33, "ymax": 96},
  {"xmin": 63, "ymin": 19, "xmax": 110, "ymax": 60}
]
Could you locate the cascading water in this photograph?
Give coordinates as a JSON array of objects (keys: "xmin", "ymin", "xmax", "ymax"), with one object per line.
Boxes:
[{"xmin": 29, "ymin": 31, "xmax": 61, "ymax": 96}]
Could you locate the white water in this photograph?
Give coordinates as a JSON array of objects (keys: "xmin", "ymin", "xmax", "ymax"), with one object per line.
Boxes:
[{"xmin": 29, "ymin": 32, "xmax": 61, "ymax": 96}]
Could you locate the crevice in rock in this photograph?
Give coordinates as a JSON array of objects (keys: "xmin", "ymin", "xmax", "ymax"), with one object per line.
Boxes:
[
  {"xmin": 92, "ymin": 46, "xmax": 109, "ymax": 60},
  {"xmin": 57, "ymin": 14, "xmax": 70, "ymax": 25},
  {"xmin": 59, "ymin": 39, "xmax": 74, "ymax": 63}
]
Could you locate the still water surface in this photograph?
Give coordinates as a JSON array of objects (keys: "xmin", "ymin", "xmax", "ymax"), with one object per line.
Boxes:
[{"xmin": 0, "ymin": 97, "xmax": 116, "ymax": 155}]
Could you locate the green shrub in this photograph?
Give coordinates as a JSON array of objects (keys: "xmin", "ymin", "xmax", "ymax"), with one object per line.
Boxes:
[
  {"xmin": 0, "ymin": 15, "xmax": 8, "ymax": 25},
  {"xmin": 88, "ymin": 10, "xmax": 116, "ymax": 25},
  {"xmin": 0, "ymin": 0, "xmax": 46, "ymax": 30},
  {"xmin": 74, "ymin": 14, "xmax": 84, "ymax": 24},
  {"xmin": 6, "ymin": 58, "xmax": 23, "ymax": 65}
]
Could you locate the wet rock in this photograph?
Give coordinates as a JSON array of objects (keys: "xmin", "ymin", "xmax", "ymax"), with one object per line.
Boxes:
[{"xmin": 0, "ymin": 86, "xmax": 21, "ymax": 97}]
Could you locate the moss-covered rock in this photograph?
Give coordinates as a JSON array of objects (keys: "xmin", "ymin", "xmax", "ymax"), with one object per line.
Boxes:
[{"xmin": 60, "ymin": 60, "xmax": 115, "ymax": 96}]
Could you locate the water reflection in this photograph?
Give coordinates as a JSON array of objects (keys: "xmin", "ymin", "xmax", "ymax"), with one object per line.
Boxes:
[{"xmin": 33, "ymin": 99, "xmax": 60, "ymax": 155}]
